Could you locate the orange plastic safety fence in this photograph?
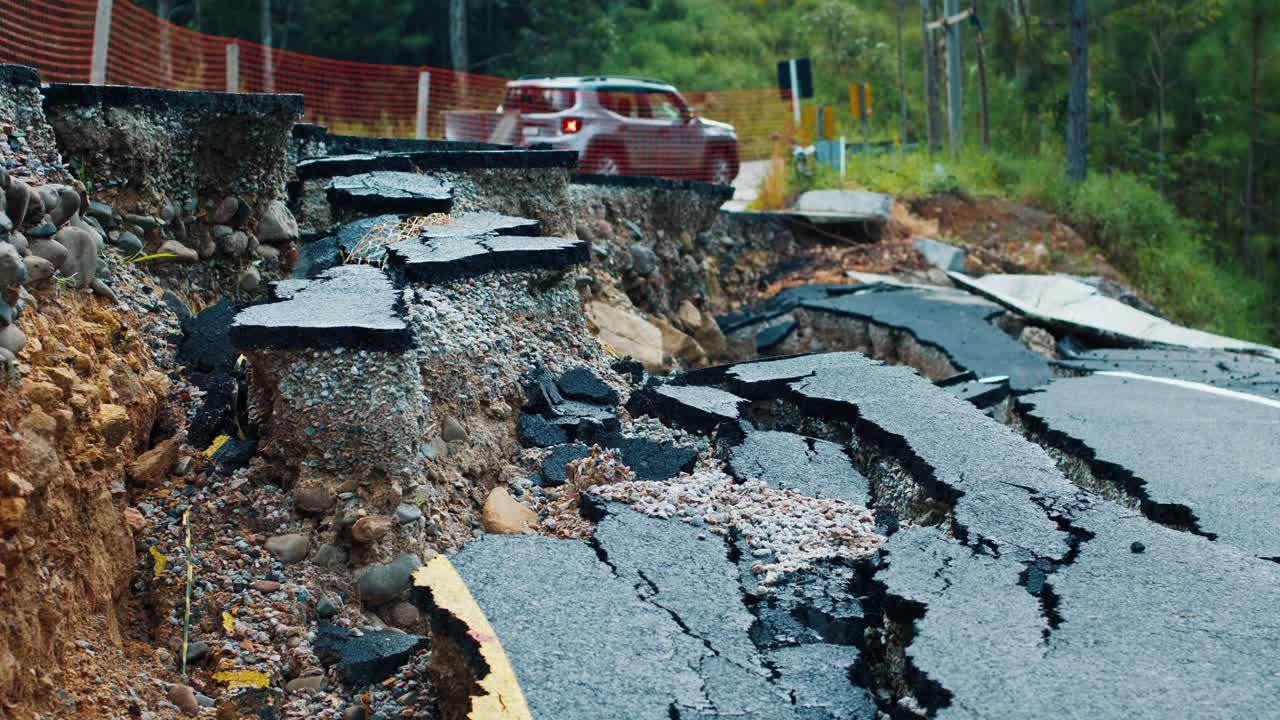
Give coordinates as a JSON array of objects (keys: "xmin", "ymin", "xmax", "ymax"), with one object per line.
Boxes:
[{"xmin": 0, "ymin": 0, "xmax": 796, "ymax": 179}]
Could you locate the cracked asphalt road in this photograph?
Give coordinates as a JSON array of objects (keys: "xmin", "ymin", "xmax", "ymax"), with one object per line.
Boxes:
[{"xmin": 422, "ymin": 350, "xmax": 1280, "ymax": 719}]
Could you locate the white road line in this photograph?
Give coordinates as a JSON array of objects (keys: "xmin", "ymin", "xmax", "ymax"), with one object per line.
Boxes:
[{"xmin": 1096, "ymin": 370, "xmax": 1280, "ymax": 411}]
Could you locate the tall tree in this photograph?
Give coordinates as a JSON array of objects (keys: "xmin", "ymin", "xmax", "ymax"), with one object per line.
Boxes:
[
  {"xmin": 974, "ymin": 0, "xmax": 990, "ymax": 151},
  {"xmin": 1106, "ymin": 1, "xmax": 1225, "ymax": 166},
  {"xmin": 261, "ymin": 0, "xmax": 273, "ymax": 92},
  {"xmin": 450, "ymin": 0, "xmax": 468, "ymax": 71},
  {"xmin": 1066, "ymin": 0, "xmax": 1087, "ymax": 183},
  {"xmin": 896, "ymin": 0, "xmax": 908, "ymax": 147},
  {"xmin": 921, "ymin": 0, "xmax": 943, "ymax": 154},
  {"xmin": 1242, "ymin": 3, "xmax": 1262, "ymax": 251}
]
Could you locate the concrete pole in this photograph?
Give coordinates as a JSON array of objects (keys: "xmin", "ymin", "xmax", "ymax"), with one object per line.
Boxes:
[
  {"xmin": 225, "ymin": 43, "xmax": 240, "ymax": 94},
  {"xmin": 90, "ymin": 0, "xmax": 114, "ymax": 85},
  {"xmin": 945, "ymin": 0, "xmax": 963, "ymax": 150},
  {"xmin": 415, "ymin": 71, "xmax": 432, "ymax": 140}
]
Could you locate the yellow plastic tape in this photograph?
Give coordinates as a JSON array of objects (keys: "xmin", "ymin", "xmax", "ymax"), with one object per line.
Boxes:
[
  {"xmin": 212, "ymin": 670, "xmax": 270, "ymax": 689},
  {"xmin": 204, "ymin": 434, "xmax": 230, "ymax": 458},
  {"xmin": 413, "ymin": 556, "xmax": 532, "ymax": 720},
  {"xmin": 149, "ymin": 546, "xmax": 168, "ymax": 577}
]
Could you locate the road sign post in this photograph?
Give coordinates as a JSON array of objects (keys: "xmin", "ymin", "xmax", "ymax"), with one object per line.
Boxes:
[
  {"xmin": 415, "ymin": 70, "xmax": 432, "ymax": 140},
  {"xmin": 777, "ymin": 58, "xmax": 814, "ymax": 133},
  {"xmin": 90, "ymin": 0, "xmax": 113, "ymax": 85}
]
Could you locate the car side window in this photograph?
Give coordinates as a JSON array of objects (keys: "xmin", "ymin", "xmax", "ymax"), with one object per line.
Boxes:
[
  {"xmin": 598, "ymin": 89, "xmax": 645, "ymax": 119},
  {"xmin": 647, "ymin": 91, "xmax": 688, "ymax": 122}
]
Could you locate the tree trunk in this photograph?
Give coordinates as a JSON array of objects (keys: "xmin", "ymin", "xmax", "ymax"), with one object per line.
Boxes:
[
  {"xmin": 158, "ymin": 0, "xmax": 171, "ymax": 86},
  {"xmin": 450, "ymin": 0, "xmax": 469, "ymax": 101},
  {"xmin": 1065, "ymin": 0, "xmax": 1087, "ymax": 183},
  {"xmin": 1243, "ymin": 6, "xmax": 1262, "ymax": 253},
  {"xmin": 921, "ymin": 0, "xmax": 942, "ymax": 155},
  {"xmin": 261, "ymin": 0, "xmax": 273, "ymax": 93},
  {"xmin": 896, "ymin": 0, "xmax": 909, "ymax": 148},
  {"xmin": 1153, "ymin": 16, "xmax": 1166, "ymax": 166},
  {"xmin": 975, "ymin": 0, "xmax": 990, "ymax": 151}
]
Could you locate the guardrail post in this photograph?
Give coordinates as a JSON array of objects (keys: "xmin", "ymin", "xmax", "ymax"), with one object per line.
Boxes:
[
  {"xmin": 90, "ymin": 0, "xmax": 114, "ymax": 84},
  {"xmin": 225, "ymin": 43, "xmax": 240, "ymax": 93},
  {"xmin": 415, "ymin": 70, "xmax": 431, "ymax": 140}
]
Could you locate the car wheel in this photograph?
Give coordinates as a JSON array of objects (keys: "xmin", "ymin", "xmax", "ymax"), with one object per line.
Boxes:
[
  {"xmin": 586, "ymin": 148, "xmax": 625, "ymax": 176},
  {"xmin": 707, "ymin": 151, "xmax": 735, "ymax": 185}
]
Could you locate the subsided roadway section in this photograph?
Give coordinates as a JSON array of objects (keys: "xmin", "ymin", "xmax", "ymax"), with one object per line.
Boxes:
[{"xmin": 412, "ymin": 351, "xmax": 1280, "ymax": 719}]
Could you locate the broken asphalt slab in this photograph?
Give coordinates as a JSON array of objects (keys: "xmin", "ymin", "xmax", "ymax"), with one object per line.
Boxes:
[
  {"xmin": 802, "ymin": 285, "xmax": 1053, "ymax": 391},
  {"xmin": 1017, "ymin": 372, "xmax": 1280, "ymax": 559},
  {"xmin": 295, "ymin": 148, "xmax": 579, "ymax": 180},
  {"xmin": 421, "ymin": 210, "xmax": 540, "ymax": 239},
  {"xmin": 1054, "ymin": 346, "xmax": 1280, "ymax": 399},
  {"xmin": 624, "ymin": 382, "xmax": 748, "ymax": 434},
  {"xmin": 313, "ymin": 623, "xmax": 429, "ymax": 687},
  {"xmin": 326, "ymin": 171, "xmax": 453, "ymax": 214},
  {"xmin": 386, "ymin": 235, "xmax": 588, "ymax": 284},
  {"xmin": 229, "ymin": 264, "xmax": 411, "ymax": 352},
  {"xmin": 419, "ymin": 507, "xmax": 876, "ymax": 720},
  {"xmin": 726, "ymin": 429, "xmax": 870, "ymax": 505},
  {"xmin": 950, "ymin": 272, "xmax": 1280, "ymax": 358},
  {"xmin": 676, "ymin": 351, "xmax": 1280, "ymax": 717}
]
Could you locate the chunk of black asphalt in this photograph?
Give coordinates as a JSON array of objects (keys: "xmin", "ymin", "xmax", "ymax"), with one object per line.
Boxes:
[
  {"xmin": 756, "ymin": 320, "xmax": 796, "ymax": 352},
  {"xmin": 569, "ymin": 172, "xmax": 737, "ymax": 199},
  {"xmin": 421, "ymin": 210, "xmax": 540, "ymax": 239},
  {"xmin": 208, "ymin": 434, "xmax": 256, "ymax": 473},
  {"xmin": 538, "ymin": 443, "xmax": 592, "ymax": 487},
  {"xmin": 326, "ymin": 171, "xmax": 453, "ymax": 214},
  {"xmin": 424, "ymin": 534, "xmax": 710, "ymax": 719},
  {"xmin": 745, "ymin": 560, "xmax": 867, "ymax": 650},
  {"xmin": 230, "ymin": 264, "xmax": 412, "ymax": 352},
  {"xmin": 598, "ymin": 432, "xmax": 699, "ymax": 482},
  {"xmin": 521, "ymin": 366, "xmax": 564, "ymax": 413},
  {"xmin": 716, "ymin": 283, "xmax": 859, "ymax": 335},
  {"xmin": 178, "ymin": 299, "xmax": 239, "ymax": 376},
  {"xmin": 313, "ymin": 623, "xmax": 429, "ymax": 687},
  {"xmin": 942, "ymin": 379, "xmax": 1010, "ymax": 409},
  {"xmin": 518, "ymin": 413, "xmax": 568, "ymax": 448},
  {"xmin": 545, "ymin": 399, "xmax": 621, "ymax": 441},
  {"xmin": 726, "ymin": 429, "xmax": 869, "ymax": 504},
  {"xmin": 719, "ymin": 352, "xmax": 1075, "ymax": 561},
  {"xmin": 556, "ymin": 367, "xmax": 619, "ymax": 406},
  {"xmin": 292, "ymin": 236, "xmax": 342, "ymax": 278},
  {"xmin": 594, "ymin": 507, "xmax": 876, "ymax": 719},
  {"xmin": 386, "ymin": 235, "xmax": 588, "ymax": 284},
  {"xmin": 1018, "ymin": 373, "xmax": 1280, "ymax": 558},
  {"xmin": 803, "ymin": 286, "xmax": 1053, "ymax": 391},
  {"xmin": 1054, "ymin": 347, "xmax": 1280, "ymax": 398},
  {"xmin": 624, "ymin": 382, "xmax": 747, "ymax": 434},
  {"xmin": 187, "ymin": 374, "xmax": 234, "ymax": 448}
]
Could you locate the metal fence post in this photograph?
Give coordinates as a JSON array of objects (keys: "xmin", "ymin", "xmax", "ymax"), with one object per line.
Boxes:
[
  {"xmin": 90, "ymin": 0, "xmax": 114, "ymax": 84},
  {"xmin": 225, "ymin": 43, "xmax": 240, "ymax": 94},
  {"xmin": 415, "ymin": 70, "xmax": 431, "ymax": 140}
]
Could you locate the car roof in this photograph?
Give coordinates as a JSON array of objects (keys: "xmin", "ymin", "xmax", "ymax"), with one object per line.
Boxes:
[{"xmin": 509, "ymin": 76, "xmax": 677, "ymax": 91}]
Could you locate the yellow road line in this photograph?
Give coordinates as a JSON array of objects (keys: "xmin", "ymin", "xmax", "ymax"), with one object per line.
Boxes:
[{"xmin": 413, "ymin": 555, "xmax": 532, "ymax": 720}]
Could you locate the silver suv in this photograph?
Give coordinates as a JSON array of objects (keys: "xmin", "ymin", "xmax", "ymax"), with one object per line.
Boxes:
[{"xmin": 448, "ymin": 76, "xmax": 740, "ymax": 184}]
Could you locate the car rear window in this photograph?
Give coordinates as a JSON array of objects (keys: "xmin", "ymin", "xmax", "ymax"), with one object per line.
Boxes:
[{"xmin": 504, "ymin": 86, "xmax": 576, "ymax": 113}]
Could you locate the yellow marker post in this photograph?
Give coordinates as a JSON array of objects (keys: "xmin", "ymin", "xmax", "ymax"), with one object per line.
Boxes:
[
  {"xmin": 180, "ymin": 509, "xmax": 193, "ymax": 677},
  {"xmin": 413, "ymin": 556, "xmax": 532, "ymax": 720}
]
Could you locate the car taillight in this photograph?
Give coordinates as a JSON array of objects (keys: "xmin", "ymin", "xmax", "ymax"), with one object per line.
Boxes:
[{"xmin": 561, "ymin": 117, "xmax": 582, "ymax": 134}]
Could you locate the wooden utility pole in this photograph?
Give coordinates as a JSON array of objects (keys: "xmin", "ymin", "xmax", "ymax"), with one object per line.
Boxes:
[
  {"xmin": 921, "ymin": 0, "xmax": 942, "ymax": 155},
  {"xmin": 1243, "ymin": 5, "xmax": 1262, "ymax": 251},
  {"xmin": 896, "ymin": 0, "xmax": 909, "ymax": 148},
  {"xmin": 1066, "ymin": 0, "xmax": 1088, "ymax": 183},
  {"xmin": 974, "ymin": 0, "xmax": 990, "ymax": 151}
]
